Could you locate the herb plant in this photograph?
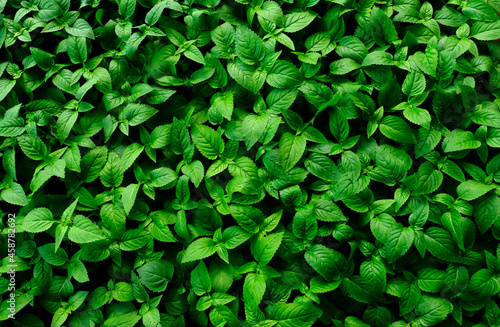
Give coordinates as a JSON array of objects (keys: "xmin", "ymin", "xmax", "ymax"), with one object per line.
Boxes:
[{"xmin": 1, "ymin": 0, "xmax": 500, "ymax": 326}]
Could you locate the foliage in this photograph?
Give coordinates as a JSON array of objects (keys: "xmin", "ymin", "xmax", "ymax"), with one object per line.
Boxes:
[{"xmin": 1, "ymin": 0, "xmax": 500, "ymax": 326}]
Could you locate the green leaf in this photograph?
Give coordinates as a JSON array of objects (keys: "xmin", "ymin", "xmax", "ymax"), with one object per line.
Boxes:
[
  {"xmin": 267, "ymin": 88, "xmax": 298, "ymax": 113},
  {"xmin": 329, "ymin": 108, "xmax": 349, "ymax": 142},
  {"xmin": 112, "ymin": 282, "xmax": 134, "ymax": 302},
  {"xmin": 18, "ymin": 135, "xmax": 48, "ymax": 160},
  {"xmin": 486, "ymin": 301, "xmax": 500, "ymax": 326},
  {"xmin": 119, "ymin": 143, "xmax": 143, "ymax": 173},
  {"xmin": 403, "ymin": 107, "xmax": 431, "ymax": 128},
  {"xmin": 227, "ymin": 59, "xmax": 256, "ymax": 93},
  {"xmin": 402, "ymin": 71, "xmax": 426, "ymax": 97},
  {"xmin": 305, "ymin": 244, "xmax": 344, "ymax": 281},
  {"xmin": 119, "ymin": 0, "xmax": 136, "ymax": 20},
  {"xmin": 305, "ymin": 154, "xmax": 339, "ymax": 181},
  {"xmin": 100, "ymin": 201, "xmax": 127, "ymax": 233},
  {"xmin": 103, "ymin": 312, "xmax": 141, "ymax": 327},
  {"xmin": 379, "ymin": 116, "xmax": 416, "ymax": 144},
  {"xmin": 471, "ymin": 21, "xmax": 500, "ymax": 40},
  {"xmin": 413, "ymin": 162, "xmax": 443, "ymax": 195},
  {"xmin": 336, "ymin": 36, "xmax": 368, "ymax": 63},
  {"xmin": 0, "ymin": 117, "xmax": 25, "ymax": 137},
  {"xmin": 299, "ymin": 81, "xmax": 333, "ymax": 111},
  {"xmin": 370, "ymin": 6, "xmax": 398, "ymax": 45},
  {"xmin": 51, "ymin": 307, "xmax": 69, "ymax": 327},
  {"xmin": 119, "ymin": 229, "xmax": 152, "ymax": 251},
  {"xmin": 150, "ymin": 167, "xmax": 177, "ymax": 188},
  {"xmin": 279, "ymin": 133, "xmax": 307, "ymax": 172},
  {"xmin": 120, "ymin": 103, "xmax": 158, "ymax": 126},
  {"xmin": 456, "ymin": 180, "xmax": 495, "ymax": 201},
  {"xmin": 61, "ymin": 143, "xmax": 81, "ymax": 173},
  {"xmin": 67, "ymin": 36, "xmax": 87, "ymax": 64},
  {"xmin": 412, "ymin": 41, "xmax": 438, "ymax": 78},
  {"xmin": 267, "ymin": 60, "xmax": 303, "ymax": 89},
  {"xmin": 424, "ymin": 227, "xmax": 460, "ymax": 262},
  {"xmin": 81, "ymin": 146, "xmax": 108, "ymax": 183},
  {"xmin": 191, "ymin": 124, "xmax": 224, "ymax": 159},
  {"xmin": 181, "ymin": 238, "xmax": 217, "ymax": 263},
  {"xmin": 171, "ymin": 118, "xmax": 191, "ymax": 156},
  {"xmin": 65, "ymin": 19, "xmax": 95, "ymax": 39},
  {"xmin": 230, "ymin": 205, "xmax": 264, "ymax": 234},
  {"xmin": 100, "ymin": 152, "xmax": 123, "ymax": 187},
  {"xmin": 137, "ymin": 260, "xmax": 174, "ymax": 292},
  {"xmin": 145, "ymin": 1, "xmax": 168, "ymax": 25},
  {"xmin": 415, "ymin": 128, "xmax": 442, "ymax": 158},
  {"xmin": 222, "ymin": 226, "xmax": 252, "ymax": 249},
  {"xmin": 191, "ymin": 261, "xmax": 212, "ymax": 296},
  {"xmin": 22, "ymin": 208, "xmax": 55, "ymax": 233},
  {"xmin": 463, "ymin": 0, "xmax": 499, "ymax": 22},
  {"xmin": 56, "ymin": 110, "xmax": 78, "ymax": 142},
  {"xmin": 30, "ymin": 47, "xmax": 54, "ymax": 71},
  {"xmin": 418, "ymin": 268, "xmax": 445, "ymax": 293},
  {"xmin": 235, "ymin": 25, "xmax": 265, "ymax": 66},
  {"xmin": 253, "ymin": 232, "xmax": 284, "ymax": 266},
  {"xmin": 68, "ymin": 291, "xmax": 89, "ymax": 311},
  {"xmin": 1, "ymin": 182, "xmax": 28, "ymax": 206},
  {"xmin": 382, "ymin": 224, "xmax": 414, "ymax": 263},
  {"xmin": 283, "ymin": 11, "xmax": 316, "ymax": 33},
  {"xmin": 330, "ymin": 58, "xmax": 361, "ymax": 75},
  {"xmin": 68, "ymin": 215, "xmax": 106, "ymax": 244},
  {"xmin": 38, "ymin": 243, "xmax": 68, "ymax": 266},
  {"xmin": 0, "ymin": 79, "xmax": 16, "ymax": 102},
  {"xmin": 361, "ymin": 51, "xmax": 394, "ymax": 66},
  {"xmin": 310, "ymin": 277, "xmax": 341, "ymax": 293},
  {"xmin": 473, "ymin": 193, "xmax": 500, "ymax": 234},
  {"xmin": 435, "ymin": 6, "xmax": 468, "ymax": 27},
  {"xmin": 304, "ymin": 33, "xmax": 329, "ymax": 54},
  {"xmin": 242, "ymin": 114, "xmax": 268, "ymax": 150},
  {"xmin": 243, "ymin": 273, "xmax": 266, "ymax": 305},
  {"xmin": 441, "ymin": 209, "xmax": 464, "ymax": 250},
  {"xmin": 268, "ymin": 302, "xmax": 322, "ymax": 327},
  {"xmin": 442, "ymin": 129, "xmax": 481, "ymax": 153},
  {"xmin": 413, "ymin": 295, "xmax": 453, "ymax": 326},
  {"xmin": 210, "ymin": 92, "xmax": 233, "ymax": 121},
  {"xmin": 293, "ymin": 209, "xmax": 317, "ymax": 241},
  {"xmin": 122, "ymin": 183, "xmax": 140, "ymax": 215}
]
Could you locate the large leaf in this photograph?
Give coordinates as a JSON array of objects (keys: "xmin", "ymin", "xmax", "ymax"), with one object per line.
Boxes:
[
  {"xmin": 68, "ymin": 215, "xmax": 106, "ymax": 244},
  {"xmin": 253, "ymin": 232, "xmax": 284, "ymax": 266},
  {"xmin": 22, "ymin": 208, "xmax": 55, "ymax": 233},
  {"xmin": 379, "ymin": 116, "xmax": 416, "ymax": 144},
  {"xmin": 17, "ymin": 135, "xmax": 48, "ymax": 160},
  {"xmin": 191, "ymin": 124, "xmax": 224, "ymax": 159},
  {"xmin": 304, "ymin": 244, "xmax": 345, "ymax": 281},
  {"xmin": 181, "ymin": 238, "xmax": 217, "ymax": 263},
  {"xmin": 382, "ymin": 223, "xmax": 414, "ymax": 263},
  {"xmin": 267, "ymin": 60, "xmax": 303, "ymax": 89},
  {"xmin": 456, "ymin": 180, "xmax": 495, "ymax": 201},
  {"xmin": 279, "ymin": 132, "xmax": 307, "ymax": 172},
  {"xmin": 413, "ymin": 295, "xmax": 453, "ymax": 326},
  {"xmin": 137, "ymin": 260, "xmax": 174, "ymax": 292},
  {"xmin": 268, "ymin": 302, "xmax": 322, "ymax": 327},
  {"xmin": 235, "ymin": 26, "xmax": 265, "ymax": 65}
]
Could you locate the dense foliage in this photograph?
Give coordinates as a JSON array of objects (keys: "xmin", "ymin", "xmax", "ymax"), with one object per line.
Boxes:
[{"xmin": 2, "ymin": 0, "xmax": 500, "ymax": 326}]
